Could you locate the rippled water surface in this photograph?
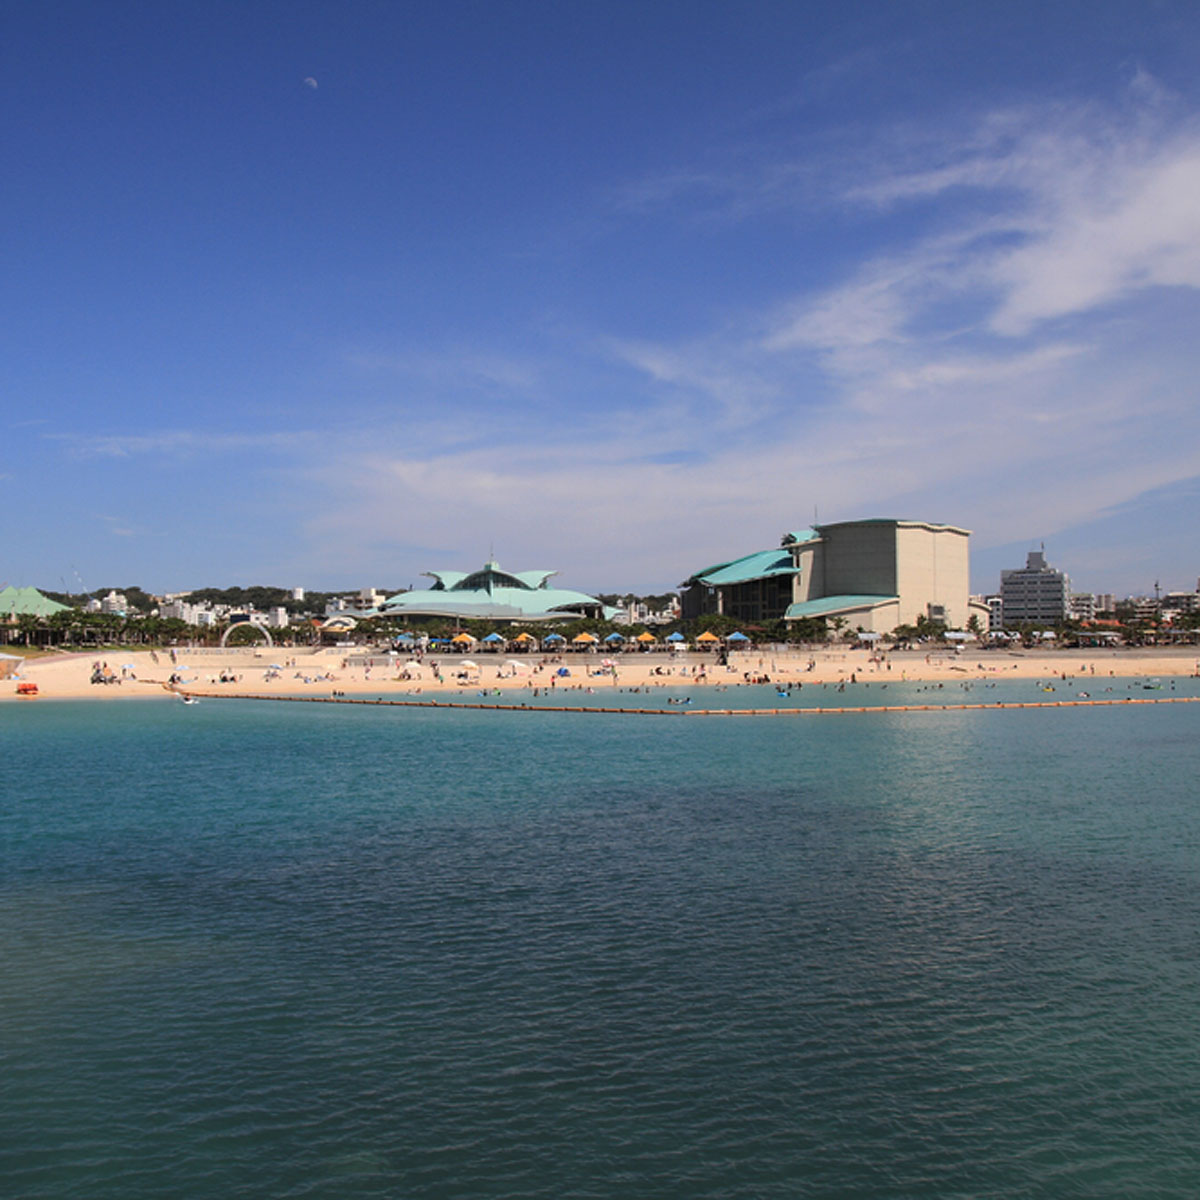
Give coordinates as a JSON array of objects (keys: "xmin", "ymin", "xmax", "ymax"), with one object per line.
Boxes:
[{"xmin": 3, "ymin": 698, "xmax": 1200, "ymax": 1198}]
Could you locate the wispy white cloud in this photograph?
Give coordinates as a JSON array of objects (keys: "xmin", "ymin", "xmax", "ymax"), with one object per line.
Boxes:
[{"xmin": 51, "ymin": 430, "xmax": 315, "ymax": 460}]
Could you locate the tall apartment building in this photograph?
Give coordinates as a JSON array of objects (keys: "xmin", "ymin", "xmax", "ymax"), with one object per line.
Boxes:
[
  {"xmin": 1000, "ymin": 549, "xmax": 1070, "ymax": 628},
  {"xmin": 1069, "ymin": 593, "xmax": 1095, "ymax": 621}
]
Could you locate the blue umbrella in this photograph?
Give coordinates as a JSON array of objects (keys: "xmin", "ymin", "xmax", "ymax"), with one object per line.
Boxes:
[
  {"xmin": 726, "ymin": 631, "xmax": 750, "ymax": 642},
  {"xmin": 603, "ymin": 631, "xmax": 625, "ymax": 642},
  {"xmin": 543, "ymin": 633, "xmax": 565, "ymax": 642},
  {"xmin": 666, "ymin": 631, "xmax": 685, "ymax": 642},
  {"xmin": 482, "ymin": 632, "xmax": 505, "ymax": 643}
]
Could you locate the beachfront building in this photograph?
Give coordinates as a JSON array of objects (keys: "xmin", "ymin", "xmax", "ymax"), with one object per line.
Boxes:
[
  {"xmin": 1069, "ymin": 593, "xmax": 1096, "ymax": 622},
  {"xmin": 681, "ymin": 519, "xmax": 987, "ymax": 633},
  {"xmin": 0, "ymin": 585, "xmax": 70, "ymax": 621},
  {"xmin": 369, "ymin": 560, "xmax": 614, "ymax": 623},
  {"xmin": 1000, "ymin": 549, "xmax": 1070, "ymax": 628}
]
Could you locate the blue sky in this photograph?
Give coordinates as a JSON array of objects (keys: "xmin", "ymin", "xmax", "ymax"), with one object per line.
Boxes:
[{"xmin": 7, "ymin": 1, "xmax": 1200, "ymax": 598}]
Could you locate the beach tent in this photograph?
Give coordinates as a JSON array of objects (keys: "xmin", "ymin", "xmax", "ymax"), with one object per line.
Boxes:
[
  {"xmin": 451, "ymin": 632, "xmax": 476, "ymax": 645},
  {"xmin": 695, "ymin": 630, "xmax": 720, "ymax": 643},
  {"xmin": 603, "ymin": 631, "xmax": 625, "ymax": 643},
  {"xmin": 635, "ymin": 631, "xmax": 657, "ymax": 643},
  {"xmin": 572, "ymin": 632, "xmax": 598, "ymax": 645},
  {"xmin": 665, "ymin": 632, "xmax": 685, "ymax": 642},
  {"xmin": 481, "ymin": 633, "xmax": 506, "ymax": 651},
  {"xmin": 543, "ymin": 632, "xmax": 566, "ymax": 643},
  {"xmin": 726, "ymin": 631, "xmax": 750, "ymax": 643},
  {"xmin": 512, "ymin": 631, "xmax": 537, "ymax": 644}
]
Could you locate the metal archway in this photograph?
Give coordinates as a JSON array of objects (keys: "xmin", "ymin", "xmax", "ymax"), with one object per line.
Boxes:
[{"xmin": 220, "ymin": 620, "xmax": 274, "ymax": 647}]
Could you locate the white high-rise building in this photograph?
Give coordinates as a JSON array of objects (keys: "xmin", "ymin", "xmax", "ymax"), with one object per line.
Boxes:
[{"xmin": 1000, "ymin": 550, "xmax": 1070, "ymax": 628}]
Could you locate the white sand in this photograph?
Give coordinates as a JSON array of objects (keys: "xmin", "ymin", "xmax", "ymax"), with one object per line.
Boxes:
[{"xmin": 5, "ymin": 644, "xmax": 1197, "ymax": 703}]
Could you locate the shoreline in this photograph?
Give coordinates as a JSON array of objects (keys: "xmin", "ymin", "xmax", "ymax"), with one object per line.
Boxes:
[{"xmin": 6, "ymin": 645, "xmax": 1199, "ymax": 703}]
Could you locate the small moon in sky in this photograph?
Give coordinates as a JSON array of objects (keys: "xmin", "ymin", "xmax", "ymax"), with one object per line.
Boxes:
[{"xmin": 303, "ymin": 77, "xmax": 318, "ymax": 89}]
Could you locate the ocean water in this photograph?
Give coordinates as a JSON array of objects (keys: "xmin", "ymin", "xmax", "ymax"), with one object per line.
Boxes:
[{"xmin": 3, "ymin": 696, "xmax": 1200, "ymax": 1198}]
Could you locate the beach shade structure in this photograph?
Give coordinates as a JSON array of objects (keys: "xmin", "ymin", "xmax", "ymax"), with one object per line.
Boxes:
[
  {"xmin": 481, "ymin": 632, "xmax": 506, "ymax": 644},
  {"xmin": 665, "ymin": 632, "xmax": 685, "ymax": 643},
  {"xmin": 512, "ymin": 631, "xmax": 537, "ymax": 644},
  {"xmin": 635, "ymin": 631, "xmax": 657, "ymax": 644},
  {"xmin": 403, "ymin": 660, "xmax": 424, "ymax": 670},
  {"xmin": 572, "ymin": 632, "xmax": 598, "ymax": 645},
  {"xmin": 543, "ymin": 632, "xmax": 566, "ymax": 644},
  {"xmin": 503, "ymin": 658, "xmax": 531, "ymax": 673},
  {"xmin": 451, "ymin": 632, "xmax": 476, "ymax": 646},
  {"xmin": 725, "ymin": 632, "xmax": 750, "ymax": 644},
  {"xmin": 459, "ymin": 659, "xmax": 480, "ymax": 670},
  {"xmin": 695, "ymin": 630, "xmax": 720, "ymax": 644},
  {"xmin": 603, "ymin": 631, "xmax": 625, "ymax": 643}
]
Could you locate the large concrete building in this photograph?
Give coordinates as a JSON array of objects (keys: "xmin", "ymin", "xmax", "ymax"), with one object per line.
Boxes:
[
  {"xmin": 681, "ymin": 519, "xmax": 987, "ymax": 633},
  {"xmin": 999, "ymin": 549, "xmax": 1070, "ymax": 628}
]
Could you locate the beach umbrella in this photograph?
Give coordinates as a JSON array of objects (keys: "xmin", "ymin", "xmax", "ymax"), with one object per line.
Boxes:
[
  {"xmin": 725, "ymin": 632, "xmax": 749, "ymax": 643},
  {"xmin": 635, "ymin": 631, "xmax": 657, "ymax": 643},
  {"xmin": 543, "ymin": 632, "xmax": 565, "ymax": 643},
  {"xmin": 695, "ymin": 631, "xmax": 720, "ymax": 643},
  {"xmin": 451, "ymin": 632, "xmax": 476, "ymax": 645},
  {"xmin": 513, "ymin": 631, "xmax": 537, "ymax": 643},
  {"xmin": 460, "ymin": 659, "xmax": 480, "ymax": 670},
  {"xmin": 482, "ymin": 632, "xmax": 505, "ymax": 643},
  {"xmin": 572, "ymin": 632, "xmax": 598, "ymax": 644},
  {"xmin": 665, "ymin": 632, "xmax": 685, "ymax": 642},
  {"xmin": 503, "ymin": 658, "xmax": 530, "ymax": 672},
  {"xmin": 603, "ymin": 631, "xmax": 625, "ymax": 643}
]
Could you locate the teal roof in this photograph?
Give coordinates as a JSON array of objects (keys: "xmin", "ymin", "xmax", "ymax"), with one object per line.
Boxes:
[
  {"xmin": 686, "ymin": 549, "xmax": 799, "ymax": 588},
  {"xmin": 781, "ymin": 528, "xmax": 820, "ymax": 545},
  {"xmin": 373, "ymin": 561, "xmax": 612, "ymax": 622},
  {"xmin": 0, "ymin": 586, "xmax": 70, "ymax": 617},
  {"xmin": 785, "ymin": 595, "xmax": 897, "ymax": 620}
]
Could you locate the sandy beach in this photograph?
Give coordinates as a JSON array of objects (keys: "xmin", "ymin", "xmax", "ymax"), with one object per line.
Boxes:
[{"xmin": 6, "ymin": 644, "xmax": 1199, "ymax": 703}]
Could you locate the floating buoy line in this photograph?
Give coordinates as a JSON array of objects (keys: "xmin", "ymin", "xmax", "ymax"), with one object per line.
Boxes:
[{"xmin": 177, "ymin": 691, "xmax": 1200, "ymax": 716}]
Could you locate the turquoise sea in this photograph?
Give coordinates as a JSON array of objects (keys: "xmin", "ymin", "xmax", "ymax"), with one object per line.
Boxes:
[{"xmin": 4, "ymin": 689, "xmax": 1200, "ymax": 1198}]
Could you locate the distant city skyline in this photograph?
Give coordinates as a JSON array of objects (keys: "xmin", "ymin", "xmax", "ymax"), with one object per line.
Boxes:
[{"xmin": 7, "ymin": 2, "xmax": 1200, "ymax": 597}]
